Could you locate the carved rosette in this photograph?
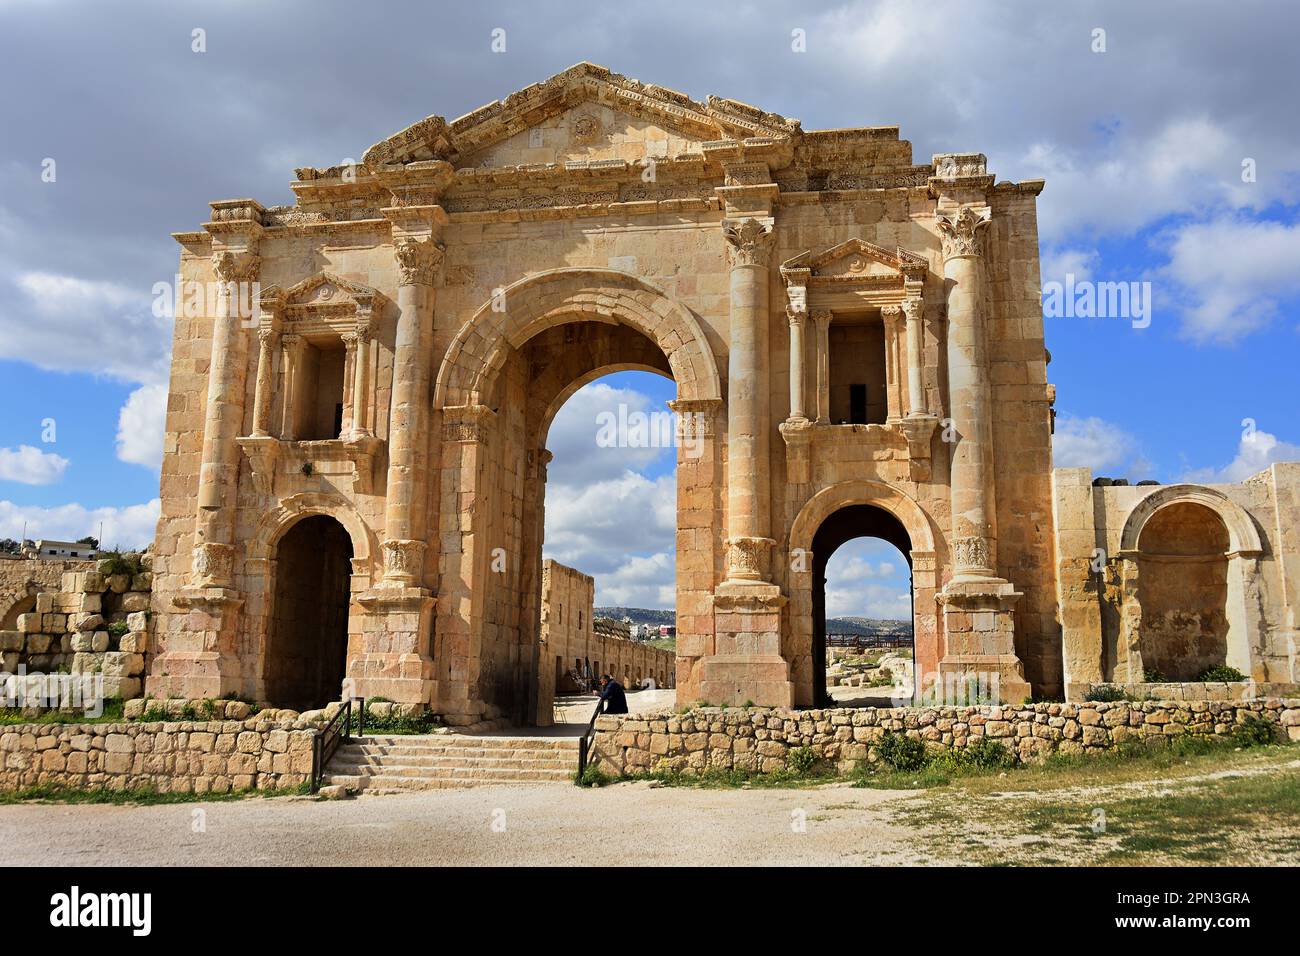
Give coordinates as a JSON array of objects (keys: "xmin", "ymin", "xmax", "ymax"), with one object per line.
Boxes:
[
  {"xmin": 952, "ymin": 535, "xmax": 992, "ymax": 574},
  {"xmin": 394, "ymin": 236, "xmax": 445, "ymax": 286},
  {"xmin": 726, "ymin": 536, "xmax": 774, "ymax": 582},
  {"xmin": 935, "ymin": 206, "xmax": 991, "ymax": 260},
  {"xmin": 381, "ymin": 538, "xmax": 426, "ymax": 585},
  {"xmin": 722, "ymin": 218, "xmax": 773, "ymax": 269},
  {"xmin": 191, "ymin": 541, "xmax": 236, "ymax": 587},
  {"xmin": 212, "ymin": 250, "xmax": 261, "ymax": 284}
]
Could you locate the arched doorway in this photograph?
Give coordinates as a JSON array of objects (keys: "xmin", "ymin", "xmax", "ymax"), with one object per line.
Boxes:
[
  {"xmin": 1133, "ymin": 501, "xmax": 1230, "ymax": 681},
  {"xmin": 811, "ymin": 504, "xmax": 916, "ymax": 705},
  {"xmin": 264, "ymin": 515, "xmax": 353, "ymax": 710},
  {"xmin": 433, "ymin": 269, "xmax": 723, "ymax": 726}
]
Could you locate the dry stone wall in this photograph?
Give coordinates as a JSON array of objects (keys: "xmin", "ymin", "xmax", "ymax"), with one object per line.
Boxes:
[
  {"xmin": 589, "ymin": 699, "xmax": 1300, "ymax": 776},
  {"xmin": 0, "ymin": 560, "xmax": 152, "ymax": 700},
  {"xmin": 0, "ymin": 716, "xmax": 316, "ymax": 793}
]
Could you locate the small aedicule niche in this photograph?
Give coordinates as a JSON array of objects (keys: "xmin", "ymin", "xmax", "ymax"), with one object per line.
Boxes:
[
  {"xmin": 294, "ymin": 334, "xmax": 348, "ymax": 440},
  {"xmin": 829, "ymin": 312, "xmax": 888, "ymax": 425}
]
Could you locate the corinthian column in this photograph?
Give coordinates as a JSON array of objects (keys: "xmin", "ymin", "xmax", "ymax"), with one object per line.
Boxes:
[
  {"xmin": 350, "ymin": 313, "xmax": 374, "ymax": 438},
  {"xmin": 938, "ymin": 205, "xmax": 998, "ymax": 581},
  {"xmin": 380, "ymin": 235, "xmax": 442, "ymax": 586},
  {"xmin": 720, "ymin": 217, "xmax": 774, "ymax": 584},
  {"xmin": 251, "ymin": 328, "xmax": 278, "ymax": 438},
  {"xmin": 812, "ymin": 309, "xmax": 832, "ymax": 424},
  {"xmin": 786, "ymin": 306, "xmax": 808, "ymax": 422},
  {"xmin": 903, "ymin": 296, "xmax": 926, "ymax": 418},
  {"xmin": 933, "ymin": 203, "xmax": 1030, "ymax": 703},
  {"xmin": 191, "ymin": 248, "xmax": 259, "ymax": 587}
]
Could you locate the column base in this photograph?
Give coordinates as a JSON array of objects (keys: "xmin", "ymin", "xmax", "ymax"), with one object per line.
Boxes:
[
  {"xmin": 695, "ymin": 582, "xmax": 793, "ymax": 707},
  {"xmin": 935, "ymin": 578, "xmax": 1031, "ymax": 704},
  {"xmin": 354, "ymin": 586, "xmax": 437, "ymax": 707},
  {"xmin": 146, "ymin": 587, "xmax": 245, "ymax": 700}
]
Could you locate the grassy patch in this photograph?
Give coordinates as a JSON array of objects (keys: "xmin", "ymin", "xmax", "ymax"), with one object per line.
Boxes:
[
  {"xmin": 0, "ymin": 781, "xmax": 312, "ymax": 806},
  {"xmin": 0, "ymin": 699, "xmax": 126, "ymax": 725}
]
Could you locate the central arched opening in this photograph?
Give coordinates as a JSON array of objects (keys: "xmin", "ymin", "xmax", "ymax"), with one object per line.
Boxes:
[
  {"xmin": 265, "ymin": 515, "xmax": 353, "ymax": 710},
  {"xmin": 812, "ymin": 504, "xmax": 916, "ymax": 706}
]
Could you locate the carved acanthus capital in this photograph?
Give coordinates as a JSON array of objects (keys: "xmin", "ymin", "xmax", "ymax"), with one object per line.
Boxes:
[
  {"xmin": 935, "ymin": 206, "xmax": 991, "ymax": 260},
  {"xmin": 722, "ymin": 218, "xmax": 774, "ymax": 269},
  {"xmin": 880, "ymin": 304, "xmax": 904, "ymax": 329},
  {"xmin": 340, "ymin": 331, "xmax": 359, "ymax": 350},
  {"xmin": 381, "ymin": 539, "xmax": 426, "ymax": 585},
  {"xmin": 191, "ymin": 541, "xmax": 236, "ymax": 588},
  {"xmin": 786, "ymin": 305, "xmax": 808, "ymax": 327},
  {"xmin": 725, "ymin": 536, "xmax": 774, "ymax": 582},
  {"xmin": 355, "ymin": 311, "xmax": 374, "ymax": 342},
  {"xmin": 212, "ymin": 249, "xmax": 260, "ymax": 284},
  {"xmin": 256, "ymin": 328, "xmax": 278, "ymax": 349},
  {"xmin": 952, "ymin": 535, "xmax": 993, "ymax": 574},
  {"xmin": 902, "ymin": 297, "xmax": 923, "ymax": 323},
  {"xmin": 394, "ymin": 236, "xmax": 445, "ymax": 286},
  {"xmin": 811, "ymin": 308, "xmax": 834, "ymax": 331}
]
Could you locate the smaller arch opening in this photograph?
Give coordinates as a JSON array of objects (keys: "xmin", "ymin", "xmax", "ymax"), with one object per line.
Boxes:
[
  {"xmin": 812, "ymin": 504, "xmax": 915, "ymax": 706},
  {"xmin": 1135, "ymin": 501, "xmax": 1230, "ymax": 682},
  {"xmin": 265, "ymin": 515, "xmax": 354, "ymax": 710}
]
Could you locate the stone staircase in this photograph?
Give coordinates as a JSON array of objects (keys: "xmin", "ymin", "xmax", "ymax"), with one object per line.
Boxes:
[{"xmin": 320, "ymin": 734, "xmax": 580, "ymax": 793}]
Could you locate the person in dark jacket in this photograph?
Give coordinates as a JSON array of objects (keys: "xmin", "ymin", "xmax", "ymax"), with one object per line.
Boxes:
[{"xmin": 597, "ymin": 674, "xmax": 628, "ymax": 715}]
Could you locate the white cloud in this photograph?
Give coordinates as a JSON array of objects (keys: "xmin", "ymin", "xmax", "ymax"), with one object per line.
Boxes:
[
  {"xmin": 544, "ymin": 381, "xmax": 673, "ymax": 486},
  {"xmin": 0, "ymin": 444, "xmax": 69, "ymax": 485},
  {"xmin": 1184, "ymin": 427, "xmax": 1300, "ymax": 484},
  {"xmin": 1040, "ymin": 246, "xmax": 1099, "ymax": 286},
  {"xmin": 823, "ymin": 539, "xmax": 911, "ymax": 621},
  {"xmin": 1160, "ymin": 216, "xmax": 1300, "ymax": 343},
  {"xmin": 115, "ymin": 383, "xmax": 167, "ymax": 468},
  {"xmin": 3, "ymin": 270, "xmax": 171, "ymax": 385},
  {"xmin": 1053, "ymin": 415, "xmax": 1153, "ymax": 478},
  {"xmin": 0, "ymin": 498, "xmax": 159, "ymax": 550}
]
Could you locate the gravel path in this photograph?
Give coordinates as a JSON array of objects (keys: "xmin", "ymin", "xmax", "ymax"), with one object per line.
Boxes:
[{"xmin": 0, "ymin": 781, "xmax": 922, "ymax": 867}]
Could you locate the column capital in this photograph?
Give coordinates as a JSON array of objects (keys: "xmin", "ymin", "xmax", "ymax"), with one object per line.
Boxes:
[
  {"xmin": 902, "ymin": 296, "xmax": 923, "ymax": 322},
  {"xmin": 881, "ymin": 304, "xmax": 904, "ymax": 326},
  {"xmin": 935, "ymin": 205, "xmax": 992, "ymax": 261},
  {"xmin": 394, "ymin": 235, "xmax": 445, "ymax": 286},
  {"xmin": 212, "ymin": 249, "xmax": 260, "ymax": 283},
  {"xmin": 256, "ymin": 327, "xmax": 278, "ymax": 348},
  {"xmin": 722, "ymin": 217, "xmax": 774, "ymax": 269},
  {"xmin": 811, "ymin": 308, "xmax": 833, "ymax": 329},
  {"xmin": 785, "ymin": 305, "xmax": 807, "ymax": 327},
  {"xmin": 279, "ymin": 332, "xmax": 304, "ymax": 351}
]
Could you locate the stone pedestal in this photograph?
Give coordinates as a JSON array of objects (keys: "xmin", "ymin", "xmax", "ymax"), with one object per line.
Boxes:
[
  {"xmin": 936, "ymin": 580, "xmax": 1030, "ymax": 703},
  {"xmin": 353, "ymin": 587, "xmax": 437, "ymax": 708},
  {"xmin": 699, "ymin": 584, "xmax": 793, "ymax": 707},
  {"xmin": 145, "ymin": 588, "xmax": 244, "ymax": 700}
]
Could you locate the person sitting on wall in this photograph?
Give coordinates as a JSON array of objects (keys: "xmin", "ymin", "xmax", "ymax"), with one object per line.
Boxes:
[{"xmin": 597, "ymin": 674, "xmax": 628, "ymax": 715}]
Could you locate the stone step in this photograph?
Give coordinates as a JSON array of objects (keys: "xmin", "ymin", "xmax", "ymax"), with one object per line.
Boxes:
[
  {"xmin": 327, "ymin": 763, "xmax": 575, "ymax": 781},
  {"xmin": 330, "ymin": 754, "xmax": 576, "ymax": 772},
  {"xmin": 339, "ymin": 744, "xmax": 578, "ymax": 762},
  {"xmin": 352, "ymin": 735, "xmax": 579, "ymax": 751},
  {"xmin": 321, "ymin": 767, "xmax": 574, "ymax": 791}
]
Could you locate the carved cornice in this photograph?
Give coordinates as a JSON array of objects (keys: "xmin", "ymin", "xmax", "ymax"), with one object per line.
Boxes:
[
  {"xmin": 394, "ymin": 236, "xmax": 445, "ymax": 286},
  {"xmin": 722, "ymin": 217, "xmax": 773, "ymax": 269},
  {"xmin": 935, "ymin": 206, "xmax": 992, "ymax": 260}
]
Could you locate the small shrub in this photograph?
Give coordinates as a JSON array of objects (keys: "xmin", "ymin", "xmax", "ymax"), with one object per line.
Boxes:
[
  {"xmin": 875, "ymin": 731, "xmax": 927, "ymax": 772},
  {"xmin": 1229, "ymin": 716, "xmax": 1275, "ymax": 748},
  {"xmin": 1085, "ymin": 684, "xmax": 1126, "ymax": 702},
  {"xmin": 106, "ymin": 621, "xmax": 129, "ymax": 639},
  {"xmin": 576, "ymin": 765, "xmax": 613, "ymax": 788},
  {"xmin": 959, "ymin": 736, "xmax": 1017, "ymax": 771},
  {"xmin": 1142, "ymin": 666, "xmax": 1168, "ymax": 683},
  {"xmin": 786, "ymin": 745, "xmax": 817, "ymax": 777},
  {"xmin": 1196, "ymin": 664, "xmax": 1247, "ymax": 682}
]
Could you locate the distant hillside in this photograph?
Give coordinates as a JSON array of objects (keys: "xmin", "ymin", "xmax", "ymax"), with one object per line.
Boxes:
[
  {"xmin": 595, "ymin": 607, "xmax": 675, "ymax": 627},
  {"xmin": 595, "ymin": 607, "xmax": 911, "ymax": 640}
]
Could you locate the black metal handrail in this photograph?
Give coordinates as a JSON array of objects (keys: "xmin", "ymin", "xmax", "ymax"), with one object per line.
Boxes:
[
  {"xmin": 310, "ymin": 697, "xmax": 358, "ymax": 792},
  {"xmin": 576, "ymin": 697, "xmax": 603, "ymax": 779}
]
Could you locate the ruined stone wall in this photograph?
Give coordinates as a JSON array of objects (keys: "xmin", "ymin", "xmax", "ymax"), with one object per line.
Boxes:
[
  {"xmin": 1, "ymin": 561, "xmax": 152, "ymax": 700},
  {"xmin": 0, "ymin": 716, "xmax": 314, "ymax": 793},
  {"xmin": 1053, "ymin": 463, "xmax": 1300, "ymax": 699},
  {"xmin": 590, "ymin": 698, "xmax": 1299, "ymax": 776}
]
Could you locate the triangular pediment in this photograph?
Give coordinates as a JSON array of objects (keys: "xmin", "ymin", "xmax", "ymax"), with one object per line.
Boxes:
[
  {"xmin": 284, "ymin": 272, "xmax": 380, "ymax": 309},
  {"xmin": 363, "ymin": 62, "xmax": 800, "ymax": 168},
  {"xmin": 782, "ymin": 238, "xmax": 927, "ymax": 283}
]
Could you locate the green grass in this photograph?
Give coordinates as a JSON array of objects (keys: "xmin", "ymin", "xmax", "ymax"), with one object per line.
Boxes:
[
  {"xmin": 0, "ymin": 698, "xmax": 126, "ymax": 725},
  {"xmin": 0, "ymin": 781, "xmax": 312, "ymax": 806}
]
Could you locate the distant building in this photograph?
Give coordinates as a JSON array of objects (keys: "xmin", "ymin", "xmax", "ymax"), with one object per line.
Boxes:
[
  {"xmin": 658, "ymin": 624, "xmax": 676, "ymax": 638},
  {"xmin": 23, "ymin": 539, "xmax": 100, "ymax": 561}
]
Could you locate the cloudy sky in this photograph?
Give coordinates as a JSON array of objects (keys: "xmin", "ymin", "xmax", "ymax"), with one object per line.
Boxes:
[{"xmin": 1, "ymin": 1, "xmax": 1297, "ymax": 616}]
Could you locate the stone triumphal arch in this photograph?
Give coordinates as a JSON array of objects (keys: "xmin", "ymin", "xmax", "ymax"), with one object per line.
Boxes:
[{"xmin": 147, "ymin": 63, "xmax": 1300, "ymax": 724}]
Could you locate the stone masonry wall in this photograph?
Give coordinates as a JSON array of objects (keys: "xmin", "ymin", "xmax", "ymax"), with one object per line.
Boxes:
[
  {"xmin": 0, "ymin": 559, "xmax": 152, "ymax": 699},
  {"xmin": 0, "ymin": 716, "xmax": 316, "ymax": 793},
  {"xmin": 589, "ymin": 699, "xmax": 1300, "ymax": 776}
]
